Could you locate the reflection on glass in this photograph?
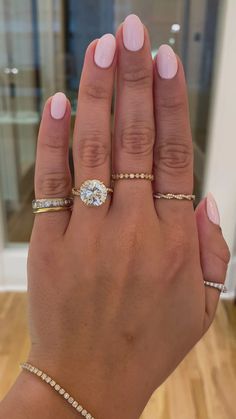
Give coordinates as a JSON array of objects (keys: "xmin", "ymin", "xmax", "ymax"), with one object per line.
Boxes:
[{"xmin": 0, "ymin": 0, "xmax": 220, "ymax": 244}]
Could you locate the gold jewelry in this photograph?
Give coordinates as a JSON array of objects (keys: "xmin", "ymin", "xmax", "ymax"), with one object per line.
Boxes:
[
  {"xmin": 20, "ymin": 362, "xmax": 95, "ymax": 419},
  {"xmin": 204, "ymin": 281, "xmax": 227, "ymax": 293},
  {"xmin": 153, "ymin": 193, "xmax": 195, "ymax": 201},
  {"xmin": 32, "ymin": 197, "xmax": 73, "ymax": 214},
  {"xmin": 72, "ymin": 179, "xmax": 113, "ymax": 207},
  {"xmin": 112, "ymin": 173, "xmax": 154, "ymax": 181}
]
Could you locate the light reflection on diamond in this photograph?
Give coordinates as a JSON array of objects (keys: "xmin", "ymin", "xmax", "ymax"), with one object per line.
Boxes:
[{"xmin": 80, "ymin": 180, "xmax": 107, "ymax": 206}]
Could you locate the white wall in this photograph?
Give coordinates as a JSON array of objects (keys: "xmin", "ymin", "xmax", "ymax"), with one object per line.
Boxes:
[{"xmin": 203, "ymin": 0, "xmax": 236, "ymax": 292}]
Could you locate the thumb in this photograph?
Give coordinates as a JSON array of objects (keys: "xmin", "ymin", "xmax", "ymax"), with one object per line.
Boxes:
[{"xmin": 195, "ymin": 193, "xmax": 230, "ymax": 332}]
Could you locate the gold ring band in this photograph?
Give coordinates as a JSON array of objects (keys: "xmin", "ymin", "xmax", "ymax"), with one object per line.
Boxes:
[
  {"xmin": 112, "ymin": 173, "xmax": 154, "ymax": 181},
  {"xmin": 32, "ymin": 197, "xmax": 73, "ymax": 214},
  {"xmin": 204, "ymin": 281, "xmax": 227, "ymax": 293},
  {"xmin": 153, "ymin": 193, "xmax": 195, "ymax": 201}
]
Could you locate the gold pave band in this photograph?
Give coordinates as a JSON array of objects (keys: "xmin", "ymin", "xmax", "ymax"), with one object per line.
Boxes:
[
  {"xmin": 112, "ymin": 173, "xmax": 154, "ymax": 181},
  {"xmin": 153, "ymin": 193, "xmax": 195, "ymax": 201},
  {"xmin": 20, "ymin": 362, "xmax": 95, "ymax": 419},
  {"xmin": 204, "ymin": 281, "xmax": 227, "ymax": 293},
  {"xmin": 32, "ymin": 197, "xmax": 73, "ymax": 214}
]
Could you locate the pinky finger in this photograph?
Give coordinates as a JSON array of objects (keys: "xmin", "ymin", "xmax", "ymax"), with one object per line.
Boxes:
[
  {"xmin": 195, "ymin": 193, "xmax": 231, "ymax": 332},
  {"xmin": 33, "ymin": 92, "xmax": 72, "ymax": 239}
]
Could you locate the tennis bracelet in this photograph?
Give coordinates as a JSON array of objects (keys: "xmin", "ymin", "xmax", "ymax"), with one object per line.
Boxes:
[{"xmin": 20, "ymin": 362, "xmax": 95, "ymax": 419}]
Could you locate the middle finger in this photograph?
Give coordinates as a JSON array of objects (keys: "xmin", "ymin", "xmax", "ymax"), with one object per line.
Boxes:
[{"xmin": 112, "ymin": 15, "xmax": 155, "ymax": 209}]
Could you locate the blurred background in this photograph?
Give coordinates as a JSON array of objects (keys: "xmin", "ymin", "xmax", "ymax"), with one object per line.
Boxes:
[{"xmin": 0, "ymin": 1, "xmax": 235, "ymax": 418}]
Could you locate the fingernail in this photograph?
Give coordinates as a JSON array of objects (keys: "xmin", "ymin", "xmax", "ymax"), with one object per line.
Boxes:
[
  {"xmin": 51, "ymin": 92, "xmax": 67, "ymax": 119},
  {"xmin": 206, "ymin": 193, "xmax": 221, "ymax": 226},
  {"xmin": 123, "ymin": 14, "xmax": 144, "ymax": 52},
  {"xmin": 156, "ymin": 44, "xmax": 178, "ymax": 79},
  {"xmin": 94, "ymin": 34, "xmax": 116, "ymax": 69}
]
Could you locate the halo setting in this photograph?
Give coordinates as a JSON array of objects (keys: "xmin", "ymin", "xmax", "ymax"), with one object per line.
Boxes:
[{"xmin": 79, "ymin": 180, "xmax": 108, "ymax": 206}]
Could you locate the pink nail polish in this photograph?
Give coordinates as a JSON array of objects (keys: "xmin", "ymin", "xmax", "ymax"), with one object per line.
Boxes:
[
  {"xmin": 94, "ymin": 34, "xmax": 116, "ymax": 69},
  {"xmin": 206, "ymin": 193, "xmax": 221, "ymax": 225},
  {"xmin": 156, "ymin": 44, "xmax": 178, "ymax": 79},
  {"xmin": 123, "ymin": 14, "xmax": 144, "ymax": 52},
  {"xmin": 51, "ymin": 92, "xmax": 67, "ymax": 120}
]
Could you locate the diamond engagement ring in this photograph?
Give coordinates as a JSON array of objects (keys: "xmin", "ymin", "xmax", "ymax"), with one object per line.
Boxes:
[{"xmin": 72, "ymin": 180, "xmax": 113, "ymax": 207}]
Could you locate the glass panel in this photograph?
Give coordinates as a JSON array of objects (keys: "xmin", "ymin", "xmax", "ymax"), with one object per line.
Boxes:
[{"xmin": 0, "ymin": 0, "xmax": 220, "ymax": 244}]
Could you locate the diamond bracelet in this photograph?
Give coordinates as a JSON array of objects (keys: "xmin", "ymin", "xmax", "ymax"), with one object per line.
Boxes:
[{"xmin": 20, "ymin": 362, "xmax": 95, "ymax": 419}]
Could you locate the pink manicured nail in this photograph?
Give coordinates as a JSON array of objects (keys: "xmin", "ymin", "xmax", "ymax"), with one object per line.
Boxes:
[
  {"xmin": 51, "ymin": 92, "xmax": 67, "ymax": 119},
  {"xmin": 206, "ymin": 193, "xmax": 221, "ymax": 225},
  {"xmin": 123, "ymin": 14, "xmax": 144, "ymax": 52},
  {"xmin": 94, "ymin": 34, "xmax": 116, "ymax": 68},
  {"xmin": 156, "ymin": 44, "xmax": 178, "ymax": 79}
]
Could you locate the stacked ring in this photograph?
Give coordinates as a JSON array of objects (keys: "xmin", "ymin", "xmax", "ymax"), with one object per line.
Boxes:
[
  {"xmin": 204, "ymin": 280, "xmax": 227, "ymax": 293},
  {"xmin": 112, "ymin": 173, "xmax": 154, "ymax": 181},
  {"xmin": 32, "ymin": 197, "xmax": 74, "ymax": 214},
  {"xmin": 153, "ymin": 193, "xmax": 195, "ymax": 201}
]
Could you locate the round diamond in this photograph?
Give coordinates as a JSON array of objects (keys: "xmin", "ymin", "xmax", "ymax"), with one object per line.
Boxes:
[
  {"xmin": 79, "ymin": 180, "xmax": 108, "ymax": 207},
  {"xmin": 77, "ymin": 405, "xmax": 83, "ymax": 412},
  {"xmin": 59, "ymin": 388, "xmax": 65, "ymax": 395}
]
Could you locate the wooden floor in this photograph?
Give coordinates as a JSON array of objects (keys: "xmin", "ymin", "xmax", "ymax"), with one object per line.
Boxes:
[{"xmin": 0, "ymin": 293, "xmax": 236, "ymax": 419}]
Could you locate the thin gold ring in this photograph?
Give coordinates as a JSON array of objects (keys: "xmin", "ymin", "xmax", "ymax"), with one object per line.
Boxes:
[
  {"xmin": 153, "ymin": 193, "xmax": 195, "ymax": 201},
  {"xmin": 204, "ymin": 281, "xmax": 227, "ymax": 293},
  {"xmin": 112, "ymin": 173, "xmax": 154, "ymax": 181}
]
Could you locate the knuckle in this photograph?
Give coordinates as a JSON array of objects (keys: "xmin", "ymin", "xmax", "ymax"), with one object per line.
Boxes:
[
  {"xmin": 42, "ymin": 132, "xmax": 67, "ymax": 152},
  {"xmin": 82, "ymin": 83, "xmax": 110, "ymax": 101},
  {"xmin": 79, "ymin": 132, "xmax": 109, "ymax": 168},
  {"xmin": 158, "ymin": 93, "xmax": 186, "ymax": 114},
  {"xmin": 122, "ymin": 66, "xmax": 152, "ymax": 88},
  {"xmin": 157, "ymin": 140, "xmax": 192, "ymax": 172},
  {"xmin": 37, "ymin": 172, "xmax": 71, "ymax": 197},
  {"xmin": 120, "ymin": 125, "xmax": 154, "ymax": 156}
]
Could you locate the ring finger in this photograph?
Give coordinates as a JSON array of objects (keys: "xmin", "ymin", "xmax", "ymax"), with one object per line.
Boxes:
[{"xmin": 70, "ymin": 34, "xmax": 116, "ymax": 221}]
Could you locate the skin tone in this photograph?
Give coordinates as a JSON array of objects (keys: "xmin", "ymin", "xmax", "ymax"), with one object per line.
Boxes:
[{"xmin": 0, "ymin": 14, "xmax": 230, "ymax": 419}]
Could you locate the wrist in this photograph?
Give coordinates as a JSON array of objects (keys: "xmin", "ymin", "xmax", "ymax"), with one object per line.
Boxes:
[
  {"xmin": 0, "ymin": 371, "xmax": 79, "ymax": 419},
  {"xmin": 25, "ymin": 351, "xmax": 145, "ymax": 419}
]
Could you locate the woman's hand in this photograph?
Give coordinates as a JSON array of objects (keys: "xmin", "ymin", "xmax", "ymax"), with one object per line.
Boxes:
[{"xmin": 3, "ymin": 14, "xmax": 230, "ymax": 419}]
